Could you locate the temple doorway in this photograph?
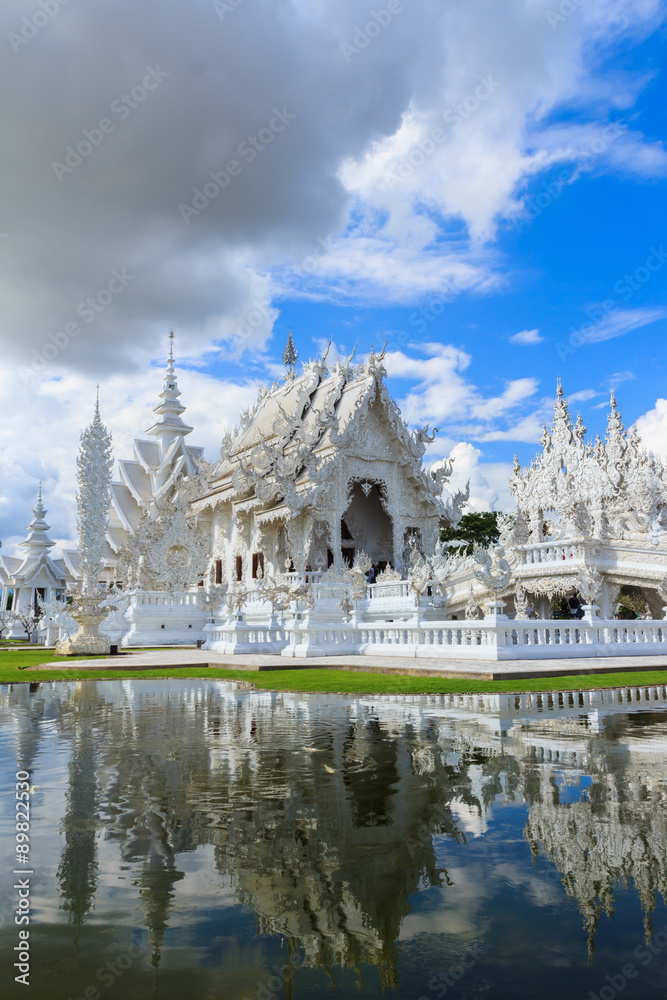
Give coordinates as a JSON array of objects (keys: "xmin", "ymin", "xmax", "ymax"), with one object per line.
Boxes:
[{"xmin": 341, "ymin": 481, "xmax": 393, "ymax": 568}]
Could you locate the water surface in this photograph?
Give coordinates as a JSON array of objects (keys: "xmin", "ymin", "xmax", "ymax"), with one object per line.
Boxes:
[{"xmin": 2, "ymin": 679, "xmax": 667, "ymax": 999}]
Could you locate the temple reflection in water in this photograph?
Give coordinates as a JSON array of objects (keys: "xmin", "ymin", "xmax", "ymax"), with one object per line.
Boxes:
[{"xmin": 3, "ymin": 679, "xmax": 667, "ymax": 998}]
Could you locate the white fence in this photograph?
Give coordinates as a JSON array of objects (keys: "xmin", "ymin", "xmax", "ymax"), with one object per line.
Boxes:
[
  {"xmin": 517, "ymin": 541, "xmax": 586, "ymax": 565},
  {"xmin": 205, "ymin": 614, "xmax": 667, "ymax": 660}
]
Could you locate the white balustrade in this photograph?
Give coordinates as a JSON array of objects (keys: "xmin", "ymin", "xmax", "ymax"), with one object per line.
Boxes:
[
  {"xmin": 518, "ymin": 542, "xmax": 584, "ymax": 566},
  {"xmin": 204, "ymin": 611, "xmax": 667, "ymax": 660},
  {"xmin": 132, "ymin": 591, "xmax": 201, "ymax": 608}
]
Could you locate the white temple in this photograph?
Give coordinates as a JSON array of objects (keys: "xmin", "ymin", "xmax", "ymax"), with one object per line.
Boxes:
[
  {"xmin": 0, "ymin": 487, "xmax": 75, "ymax": 636},
  {"xmin": 2, "ymin": 336, "xmax": 667, "ymax": 659}
]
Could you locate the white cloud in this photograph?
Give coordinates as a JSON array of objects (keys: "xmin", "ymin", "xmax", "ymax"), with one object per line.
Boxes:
[
  {"xmin": 510, "ymin": 328, "xmax": 542, "ymax": 345},
  {"xmin": 578, "ymin": 307, "xmax": 667, "ymax": 343},
  {"xmin": 477, "ymin": 413, "xmax": 547, "ymax": 443},
  {"xmin": 437, "ymin": 442, "xmax": 515, "ymax": 513},
  {"xmin": 607, "ymin": 370, "xmax": 636, "ymax": 386},
  {"xmin": 385, "ymin": 343, "xmax": 539, "ymax": 430},
  {"xmin": 635, "ymin": 398, "xmax": 667, "ymax": 461},
  {"xmin": 0, "ymin": 0, "xmax": 665, "ymax": 372},
  {"xmin": 568, "ymin": 388, "xmax": 598, "ymax": 403}
]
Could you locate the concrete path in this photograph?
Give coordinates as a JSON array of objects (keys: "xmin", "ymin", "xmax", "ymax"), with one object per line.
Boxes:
[{"xmin": 28, "ymin": 648, "xmax": 667, "ymax": 681}]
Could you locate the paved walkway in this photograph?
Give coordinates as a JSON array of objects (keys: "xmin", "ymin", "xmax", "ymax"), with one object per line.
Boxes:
[{"xmin": 29, "ymin": 648, "xmax": 667, "ymax": 681}]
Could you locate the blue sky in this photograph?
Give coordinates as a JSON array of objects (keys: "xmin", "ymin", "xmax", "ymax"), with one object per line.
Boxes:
[{"xmin": 0, "ymin": 0, "xmax": 666, "ymax": 548}]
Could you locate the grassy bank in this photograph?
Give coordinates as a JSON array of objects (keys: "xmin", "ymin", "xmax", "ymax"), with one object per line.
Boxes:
[{"xmin": 2, "ymin": 648, "xmax": 667, "ymax": 695}]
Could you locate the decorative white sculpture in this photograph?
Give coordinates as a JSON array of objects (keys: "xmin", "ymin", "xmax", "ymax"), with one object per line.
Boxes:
[
  {"xmin": 473, "ymin": 544, "xmax": 512, "ymax": 595},
  {"xmin": 226, "ymin": 585, "xmax": 248, "ymax": 617},
  {"xmin": 464, "ymin": 586, "xmax": 481, "ymax": 621},
  {"xmin": 56, "ymin": 396, "xmax": 114, "ymax": 656}
]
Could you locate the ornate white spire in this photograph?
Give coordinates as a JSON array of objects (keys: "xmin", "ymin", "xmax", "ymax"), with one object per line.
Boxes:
[
  {"xmin": 77, "ymin": 396, "xmax": 113, "ymax": 593},
  {"xmin": 146, "ymin": 331, "xmax": 193, "ymax": 450},
  {"xmin": 21, "ymin": 483, "xmax": 56, "ymax": 553},
  {"xmin": 282, "ymin": 329, "xmax": 298, "ymax": 380}
]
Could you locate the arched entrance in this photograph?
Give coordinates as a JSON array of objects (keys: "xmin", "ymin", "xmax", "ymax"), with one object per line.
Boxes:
[{"xmin": 340, "ymin": 480, "xmax": 393, "ymax": 569}]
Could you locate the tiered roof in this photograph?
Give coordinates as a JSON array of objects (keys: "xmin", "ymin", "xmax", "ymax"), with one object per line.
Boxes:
[
  {"xmin": 193, "ymin": 345, "xmax": 450, "ymax": 519},
  {"xmin": 107, "ymin": 334, "xmax": 204, "ymax": 552}
]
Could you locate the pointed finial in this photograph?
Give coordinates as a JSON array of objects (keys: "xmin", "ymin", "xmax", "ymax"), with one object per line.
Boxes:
[
  {"xmin": 556, "ymin": 376, "xmax": 563, "ymax": 398},
  {"xmin": 610, "ymin": 388, "xmax": 617, "ymax": 409},
  {"xmin": 282, "ymin": 329, "xmax": 298, "ymax": 379},
  {"xmin": 369, "ymin": 343, "xmax": 376, "ymax": 367},
  {"xmin": 168, "ymin": 330, "xmax": 175, "ymax": 363},
  {"xmin": 33, "ymin": 482, "xmax": 47, "ymax": 520}
]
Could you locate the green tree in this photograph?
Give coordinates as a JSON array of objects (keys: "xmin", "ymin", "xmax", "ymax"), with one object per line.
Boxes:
[{"xmin": 440, "ymin": 511, "xmax": 500, "ymax": 554}]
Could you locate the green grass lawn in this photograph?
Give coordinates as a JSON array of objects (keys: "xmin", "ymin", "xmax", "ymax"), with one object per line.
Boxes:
[{"xmin": 2, "ymin": 647, "xmax": 667, "ymax": 695}]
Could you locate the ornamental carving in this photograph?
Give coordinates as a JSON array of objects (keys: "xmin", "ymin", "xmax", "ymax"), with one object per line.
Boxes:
[
  {"xmin": 509, "ymin": 384, "xmax": 667, "ymax": 545},
  {"xmin": 118, "ymin": 490, "xmax": 208, "ymax": 591}
]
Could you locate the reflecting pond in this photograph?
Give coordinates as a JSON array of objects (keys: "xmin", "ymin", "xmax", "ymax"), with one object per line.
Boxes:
[{"xmin": 3, "ymin": 679, "xmax": 667, "ymax": 999}]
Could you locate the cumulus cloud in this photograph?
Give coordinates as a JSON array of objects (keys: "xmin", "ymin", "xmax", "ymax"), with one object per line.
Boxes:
[
  {"xmin": 635, "ymin": 398, "xmax": 667, "ymax": 460},
  {"xmin": 510, "ymin": 328, "xmax": 542, "ymax": 345},
  {"xmin": 385, "ymin": 343, "xmax": 539, "ymax": 429},
  {"xmin": 0, "ymin": 0, "xmax": 664, "ymax": 376},
  {"xmin": 436, "ymin": 442, "xmax": 515, "ymax": 512}
]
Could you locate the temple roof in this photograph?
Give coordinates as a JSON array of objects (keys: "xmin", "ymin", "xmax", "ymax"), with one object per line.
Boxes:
[
  {"xmin": 193, "ymin": 347, "xmax": 449, "ymax": 518},
  {"xmin": 107, "ymin": 334, "xmax": 206, "ymax": 556}
]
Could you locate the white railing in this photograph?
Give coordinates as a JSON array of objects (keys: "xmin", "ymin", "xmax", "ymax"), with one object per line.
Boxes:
[
  {"xmin": 205, "ymin": 613, "xmax": 667, "ymax": 660},
  {"xmin": 367, "ymin": 580, "xmax": 411, "ymax": 600},
  {"xmin": 282, "ymin": 571, "xmax": 328, "ymax": 585},
  {"xmin": 518, "ymin": 542, "xmax": 585, "ymax": 565},
  {"xmin": 131, "ymin": 592, "xmax": 201, "ymax": 608}
]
